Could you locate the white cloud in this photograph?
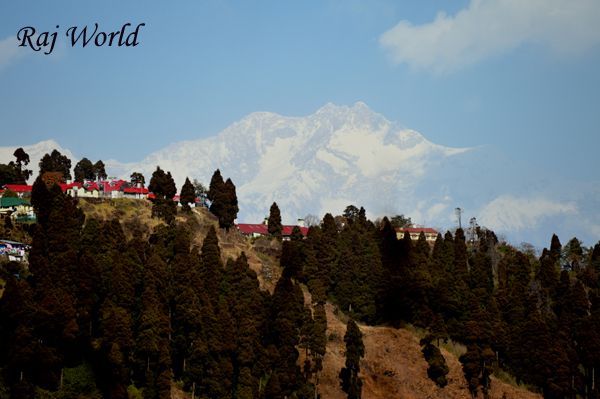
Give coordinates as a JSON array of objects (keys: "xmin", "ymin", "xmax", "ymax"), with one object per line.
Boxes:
[
  {"xmin": 380, "ymin": 0, "xmax": 600, "ymax": 73},
  {"xmin": 0, "ymin": 36, "xmax": 28, "ymax": 70},
  {"xmin": 478, "ymin": 195, "xmax": 577, "ymax": 232}
]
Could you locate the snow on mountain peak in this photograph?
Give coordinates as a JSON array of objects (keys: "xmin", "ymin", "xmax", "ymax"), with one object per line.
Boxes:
[{"xmin": 105, "ymin": 102, "xmax": 470, "ymax": 223}]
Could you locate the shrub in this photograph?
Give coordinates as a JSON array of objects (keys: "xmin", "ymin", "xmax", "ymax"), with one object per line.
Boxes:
[{"xmin": 421, "ymin": 341, "xmax": 449, "ymax": 388}]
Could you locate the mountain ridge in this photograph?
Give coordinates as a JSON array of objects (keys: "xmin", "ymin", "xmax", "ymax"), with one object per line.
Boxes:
[
  {"xmin": 1, "ymin": 102, "xmax": 599, "ymax": 248},
  {"xmin": 108, "ymin": 102, "xmax": 470, "ymax": 226}
]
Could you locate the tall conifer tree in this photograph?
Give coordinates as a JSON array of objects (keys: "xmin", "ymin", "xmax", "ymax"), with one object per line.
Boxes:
[{"xmin": 340, "ymin": 319, "xmax": 364, "ymax": 399}]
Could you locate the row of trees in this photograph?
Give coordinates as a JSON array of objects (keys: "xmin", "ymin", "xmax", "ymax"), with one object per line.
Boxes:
[
  {"xmin": 207, "ymin": 169, "xmax": 238, "ymax": 230},
  {"xmin": 73, "ymin": 158, "xmax": 107, "ymax": 182}
]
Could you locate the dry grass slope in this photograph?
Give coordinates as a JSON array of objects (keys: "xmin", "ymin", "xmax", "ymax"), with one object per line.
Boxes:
[{"xmin": 319, "ymin": 301, "xmax": 541, "ymax": 399}]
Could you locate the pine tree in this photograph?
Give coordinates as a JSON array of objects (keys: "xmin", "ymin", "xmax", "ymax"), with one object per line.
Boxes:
[
  {"xmin": 12, "ymin": 147, "xmax": 32, "ymax": 183},
  {"xmin": 207, "ymin": 169, "xmax": 224, "ymax": 203},
  {"xmin": 313, "ymin": 214, "xmax": 338, "ymax": 294},
  {"xmin": 221, "ymin": 178, "xmax": 239, "ymax": 230},
  {"xmin": 340, "ymin": 319, "xmax": 364, "ymax": 399},
  {"xmin": 200, "ymin": 226, "xmax": 223, "ymax": 309},
  {"xmin": 420, "ymin": 337, "xmax": 449, "ymax": 387},
  {"xmin": 550, "ymin": 233, "xmax": 562, "ymax": 261},
  {"xmin": 310, "ymin": 302, "xmax": 327, "ymax": 395},
  {"xmin": 101, "ymin": 303, "xmax": 134, "ymax": 398},
  {"xmin": 130, "ymin": 172, "xmax": 145, "ymax": 187},
  {"xmin": 538, "ymin": 248, "xmax": 559, "ymax": 300},
  {"xmin": 0, "ymin": 163, "xmax": 18, "ymax": 186},
  {"xmin": 225, "ymin": 254, "xmax": 265, "ymax": 398},
  {"xmin": 406, "ymin": 231, "xmax": 433, "ymax": 326},
  {"xmin": 333, "ymin": 219, "xmax": 383, "ymax": 323},
  {"xmin": 268, "ymin": 202, "xmax": 283, "ymax": 240},
  {"xmin": 38, "ymin": 149, "xmax": 72, "ymax": 180},
  {"xmin": 268, "ymin": 276, "xmax": 306, "ymax": 396},
  {"xmin": 133, "ymin": 269, "xmax": 171, "ymax": 397},
  {"xmin": 179, "ymin": 177, "xmax": 196, "ymax": 212},
  {"xmin": 281, "ymin": 237, "xmax": 304, "ymax": 280},
  {"xmin": 93, "ymin": 160, "xmax": 107, "ymax": 180},
  {"xmin": 74, "ymin": 158, "xmax": 95, "ymax": 182},
  {"xmin": 208, "ymin": 170, "xmax": 238, "ymax": 230},
  {"xmin": 170, "ymin": 249, "xmax": 206, "ymax": 383},
  {"xmin": 148, "ymin": 166, "xmax": 177, "ymax": 223}
]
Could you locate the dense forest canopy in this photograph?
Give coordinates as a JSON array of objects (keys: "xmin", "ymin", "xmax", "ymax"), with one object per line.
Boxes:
[{"xmin": 1, "ymin": 150, "xmax": 600, "ymax": 399}]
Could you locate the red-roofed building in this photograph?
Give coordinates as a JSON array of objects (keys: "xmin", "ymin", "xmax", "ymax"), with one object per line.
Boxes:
[
  {"xmin": 237, "ymin": 223, "xmax": 308, "ymax": 240},
  {"xmin": 61, "ymin": 181, "xmax": 80, "ymax": 193},
  {"xmin": 282, "ymin": 225, "xmax": 309, "ymax": 237},
  {"xmin": 86, "ymin": 182, "xmax": 99, "ymax": 191},
  {"xmin": 101, "ymin": 180, "xmax": 128, "ymax": 198},
  {"xmin": 395, "ymin": 227, "xmax": 439, "ymax": 242},
  {"xmin": 123, "ymin": 186, "xmax": 149, "ymax": 199},
  {"xmin": 3, "ymin": 184, "xmax": 33, "ymax": 198},
  {"xmin": 63, "ymin": 182, "xmax": 104, "ymax": 198}
]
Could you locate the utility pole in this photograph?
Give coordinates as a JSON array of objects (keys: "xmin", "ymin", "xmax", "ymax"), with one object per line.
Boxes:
[{"xmin": 455, "ymin": 207, "xmax": 463, "ymax": 229}]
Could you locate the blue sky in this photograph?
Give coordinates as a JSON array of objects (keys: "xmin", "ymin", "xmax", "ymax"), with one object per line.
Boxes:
[
  {"xmin": 1, "ymin": 1, "xmax": 600, "ymax": 245},
  {"xmin": 1, "ymin": 0, "xmax": 598, "ymax": 173}
]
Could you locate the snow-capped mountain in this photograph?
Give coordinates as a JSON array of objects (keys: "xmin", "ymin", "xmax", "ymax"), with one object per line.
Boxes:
[
  {"xmin": 108, "ymin": 102, "xmax": 470, "ymax": 224},
  {"xmin": 1, "ymin": 103, "xmax": 598, "ymax": 248}
]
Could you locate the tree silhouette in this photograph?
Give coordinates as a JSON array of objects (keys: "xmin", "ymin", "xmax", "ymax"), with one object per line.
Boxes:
[
  {"xmin": 74, "ymin": 158, "xmax": 95, "ymax": 182},
  {"xmin": 93, "ymin": 160, "xmax": 107, "ymax": 180},
  {"xmin": 148, "ymin": 166, "xmax": 177, "ymax": 223},
  {"xmin": 39, "ymin": 149, "xmax": 72, "ymax": 180},
  {"xmin": 268, "ymin": 202, "xmax": 283, "ymax": 240},
  {"xmin": 12, "ymin": 147, "xmax": 32, "ymax": 183},
  {"xmin": 340, "ymin": 319, "xmax": 364, "ymax": 399},
  {"xmin": 130, "ymin": 172, "xmax": 145, "ymax": 187},
  {"xmin": 179, "ymin": 177, "xmax": 196, "ymax": 212}
]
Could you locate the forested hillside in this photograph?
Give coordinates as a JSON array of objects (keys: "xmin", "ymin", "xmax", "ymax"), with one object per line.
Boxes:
[{"xmin": 1, "ymin": 159, "xmax": 600, "ymax": 399}]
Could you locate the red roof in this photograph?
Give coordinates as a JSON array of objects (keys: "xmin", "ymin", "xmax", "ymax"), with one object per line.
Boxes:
[
  {"xmin": 237, "ymin": 223, "xmax": 308, "ymax": 237},
  {"xmin": 101, "ymin": 180, "xmax": 127, "ymax": 192},
  {"xmin": 282, "ymin": 225, "xmax": 309, "ymax": 236},
  {"xmin": 396, "ymin": 227, "xmax": 438, "ymax": 235},
  {"xmin": 3, "ymin": 184, "xmax": 32, "ymax": 193},
  {"xmin": 145, "ymin": 193, "xmax": 180, "ymax": 201},
  {"xmin": 237, "ymin": 224, "xmax": 268, "ymax": 235},
  {"xmin": 85, "ymin": 182, "xmax": 99, "ymax": 191},
  {"xmin": 59, "ymin": 182, "xmax": 83, "ymax": 192},
  {"xmin": 123, "ymin": 187, "xmax": 149, "ymax": 194}
]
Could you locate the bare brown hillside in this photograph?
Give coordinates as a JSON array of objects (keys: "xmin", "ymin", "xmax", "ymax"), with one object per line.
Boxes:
[{"xmin": 319, "ymin": 302, "xmax": 541, "ymax": 399}]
